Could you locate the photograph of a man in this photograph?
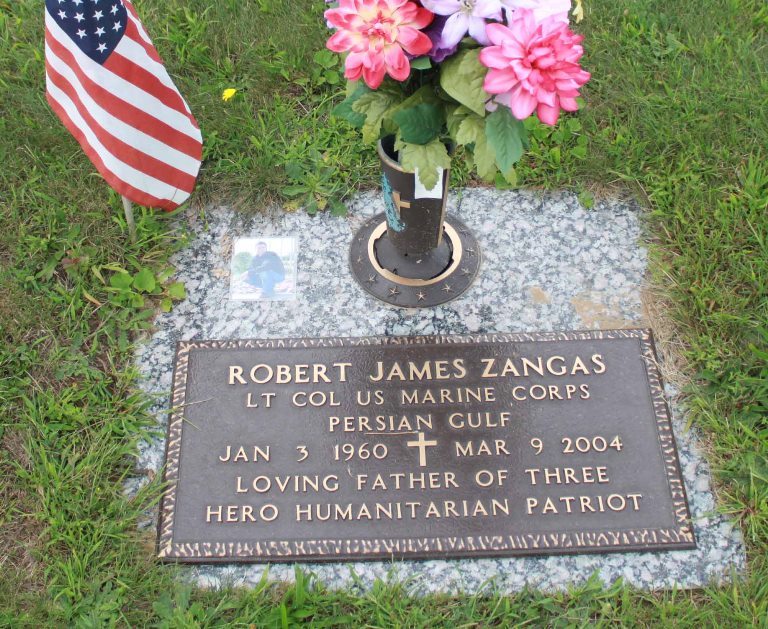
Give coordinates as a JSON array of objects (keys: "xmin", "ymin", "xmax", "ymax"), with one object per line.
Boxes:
[
  {"xmin": 245, "ymin": 241, "xmax": 285, "ymax": 298},
  {"xmin": 229, "ymin": 237, "xmax": 297, "ymax": 301}
]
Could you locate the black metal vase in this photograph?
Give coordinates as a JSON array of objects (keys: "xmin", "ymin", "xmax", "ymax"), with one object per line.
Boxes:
[
  {"xmin": 349, "ymin": 136, "xmax": 481, "ymax": 308},
  {"xmin": 378, "ymin": 135, "xmax": 448, "ymax": 257}
]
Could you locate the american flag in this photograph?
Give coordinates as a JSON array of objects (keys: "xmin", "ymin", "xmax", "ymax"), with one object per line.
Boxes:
[{"xmin": 45, "ymin": 0, "xmax": 203, "ymax": 210}]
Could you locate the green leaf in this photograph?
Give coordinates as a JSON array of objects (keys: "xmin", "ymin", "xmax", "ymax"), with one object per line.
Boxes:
[
  {"xmin": 495, "ymin": 167, "xmax": 517, "ymax": 188},
  {"xmin": 455, "ymin": 114, "xmax": 484, "ymax": 146},
  {"xmin": 284, "ymin": 160, "xmax": 304, "ymax": 181},
  {"xmin": 473, "ymin": 134, "xmax": 497, "ymax": 181},
  {"xmin": 329, "ymin": 199, "xmax": 348, "ymax": 217},
  {"xmin": 132, "ymin": 268, "xmax": 156, "ymax": 293},
  {"xmin": 281, "ymin": 184, "xmax": 310, "ymax": 197},
  {"xmin": 410, "ymin": 56, "xmax": 431, "ymax": 70},
  {"xmin": 455, "ymin": 114, "xmax": 497, "ymax": 181},
  {"xmin": 485, "ymin": 106, "xmax": 525, "ymax": 173},
  {"xmin": 167, "ymin": 282, "xmax": 186, "ymax": 300},
  {"xmin": 109, "ymin": 271, "xmax": 133, "ymax": 290},
  {"xmin": 305, "ymin": 196, "xmax": 319, "ymax": 216},
  {"xmin": 386, "ymin": 85, "xmax": 437, "ymax": 117},
  {"xmin": 439, "ymin": 48, "xmax": 488, "ymax": 117},
  {"xmin": 397, "ymin": 138, "xmax": 451, "ymax": 189},
  {"xmin": 313, "ymin": 49, "xmax": 337, "ymax": 69},
  {"xmin": 391, "ymin": 103, "xmax": 444, "ymax": 145},
  {"xmin": 331, "ymin": 92, "xmax": 366, "ymax": 128},
  {"xmin": 446, "ymin": 105, "xmax": 473, "ymax": 138},
  {"xmin": 352, "ymin": 91, "xmax": 397, "ymax": 143},
  {"xmin": 160, "ymin": 297, "xmax": 173, "ymax": 312}
]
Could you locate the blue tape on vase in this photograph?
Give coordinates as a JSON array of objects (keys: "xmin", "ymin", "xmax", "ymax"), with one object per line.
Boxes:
[{"xmin": 382, "ymin": 173, "xmax": 406, "ymax": 232}]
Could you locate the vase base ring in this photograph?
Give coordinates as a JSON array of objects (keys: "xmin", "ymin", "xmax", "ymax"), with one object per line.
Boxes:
[{"xmin": 350, "ymin": 213, "xmax": 481, "ymax": 308}]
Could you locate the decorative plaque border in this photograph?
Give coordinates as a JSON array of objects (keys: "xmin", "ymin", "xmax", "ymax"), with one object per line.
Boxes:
[{"xmin": 157, "ymin": 329, "xmax": 695, "ymax": 562}]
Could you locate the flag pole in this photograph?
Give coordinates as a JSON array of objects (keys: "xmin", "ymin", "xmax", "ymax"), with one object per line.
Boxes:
[{"xmin": 122, "ymin": 195, "xmax": 137, "ymax": 243}]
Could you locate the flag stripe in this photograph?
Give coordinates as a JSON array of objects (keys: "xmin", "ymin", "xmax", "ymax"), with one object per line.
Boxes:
[
  {"xmin": 121, "ymin": 4, "xmax": 193, "ymax": 116},
  {"xmin": 46, "ymin": 53, "xmax": 200, "ymax": 176},
  {"xmin": 45, "ymin": 32, "xmax": 202, "ymax": 158},
  {"xmin": 123, "ymin": 1, "xmax": 160, "ymax": 54},
  {"xmin": 116, "ymin": 23, "xmax": 196, "ymax": 124},
  {"xmin": 46, "ymin": 92, "xmax": 171, "ymax": 209},
  {"xmin": 46, "ymin": 13, "xmax": 200, "ymax": 143},
  {"xmin": 47, "ymin": 75, "xmax": 190, "ymax": 206},
  {"xmin": 46, "ymin": 63, "xmax": 198, "ymax": 189}
]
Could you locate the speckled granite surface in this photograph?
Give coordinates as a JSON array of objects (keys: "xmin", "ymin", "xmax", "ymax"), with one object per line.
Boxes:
[{"xmin": 132, "ymin": 188, "xmax": 745, "ymax": 594}]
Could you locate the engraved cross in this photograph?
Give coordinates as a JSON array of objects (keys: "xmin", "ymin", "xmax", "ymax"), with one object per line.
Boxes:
[
  {"xmin": 392, "ymin": 191, "xmax": 411, "ymax": 212},
  {"xmin": 406, "ymin": 431, "xmax": 437, "ymax": 467}
]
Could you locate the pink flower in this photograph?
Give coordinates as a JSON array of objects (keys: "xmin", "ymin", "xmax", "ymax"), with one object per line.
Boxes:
[
  {"xmin": 325, "ymin": 0, "xmax": 434, "ymax": 89},
  {"xmin": 500, "ymin": 0, "xmax": 571, "ymax": 24},
  {"xmin": 479, "ymin": 9, "xmax": 590, "ymax": 125}
]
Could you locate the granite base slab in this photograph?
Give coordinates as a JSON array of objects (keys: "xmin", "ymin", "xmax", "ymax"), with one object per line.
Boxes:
[{"xmin": 132, "ymin": 188, "xmax": 745, "ymax": 594}]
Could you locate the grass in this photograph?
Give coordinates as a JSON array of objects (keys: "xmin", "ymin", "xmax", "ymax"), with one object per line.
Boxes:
[{"xmin": 1, "ymin": 0, "xmax": 766, "ymax": 624}]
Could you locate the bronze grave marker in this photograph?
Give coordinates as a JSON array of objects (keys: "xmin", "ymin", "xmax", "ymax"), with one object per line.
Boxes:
[{"xmin": 157, "ymin": 330, "xmax": 695, "ymax": 562}]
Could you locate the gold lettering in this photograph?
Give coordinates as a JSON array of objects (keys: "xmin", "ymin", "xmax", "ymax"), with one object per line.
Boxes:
[
  {"xmin": 294, "ymin": 364, "xmax": 309, "ymax": 384},
  {"xmin": 480, "ymin": 357, "xmax": 498, "ymax": 378},
  {"xmin": 521, "ymin": 357, "xmax": 545, "ymax": 377},
  {"xmin": 334, "ymin": 362, "xmax": 351, "ymax": 382},
  {"xmin": 296, "ymin": 504, "xmax": 312, "ymax": 521},
  {"xmin": 241, "ymin": 505, "xmax": 256, "ymax": 522},
  {"xmin": 229, "ymin": 366, "xmax": 246, "ymax": 385},
  {"xmin": 408, "ymin": 361, "xmax": 432, "ymax": 380},
  {"xmin": 500, "ymin": 358, "xmax": 521, "ymax": 377},
  {"xmin": 249, "ymin": 364, "xmax": 273, "ymax": 384},
  {"xmin": 206, "ymin": 505, "xmax": 222, "ymax": 522},
  {"xmin": 275, "ymin": 364, "xmax": 291, "ymax": 384},
  {"xmin": 546, "ymin": 355, "xmax": 567, "ymax": 376},
  {"xmin": 386, "ymin": 362, "xmax": 405, "ymax": 381},
  {"xmin": 542, "ymin": 497, "xmax": 557, "ymax": 514},
  {"xmin": 434, "ymin": 360, "xmax": 450, "ymax": 379},
  {"xmin": 313, "ymin": 363, "xmax": 330, "ymax": 383},
  {"xmin": 571, "ymin": 356, "xmax": 589, "ymax": 375},
  {"xmin": 591, "ymin": 353, "xmax": 606, "ymax": 374},
  {"xmin": 453, "ymin": 359, "xmax": 467, "ymax": 378},
  {"xmin": 369, "ymin": 361, "xmax": 384, "ymax": 382},
  {"xmin": 607, "ymin": 494, "xmax": 626, "ymax": 511},
  {"xmin": 545, "ymin": 468, "xmax": 562, "ymax": 484},
  {"xmin": 232, "ymin": 446, "xmax": 248, "ymax": 462}
]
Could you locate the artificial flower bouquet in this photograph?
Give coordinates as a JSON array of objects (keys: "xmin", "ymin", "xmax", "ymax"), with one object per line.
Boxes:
[{"xmin": 325, "ymin": 0, "xmax": 590, "ymax": 189}]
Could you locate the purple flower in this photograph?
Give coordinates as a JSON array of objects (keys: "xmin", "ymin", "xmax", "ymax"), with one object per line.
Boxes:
[
  {"xmin": 423, "ymin": 15, "xmax": 458, "ymax": 62},
  {"xmin": 421, "ymin": 0, "xmax": 503, "ymax": 47}
]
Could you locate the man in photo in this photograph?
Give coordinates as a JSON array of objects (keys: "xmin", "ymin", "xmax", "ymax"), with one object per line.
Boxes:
[{"xmin": 244, "ymin": 241, "xmax": 285, "ymax": 298}]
